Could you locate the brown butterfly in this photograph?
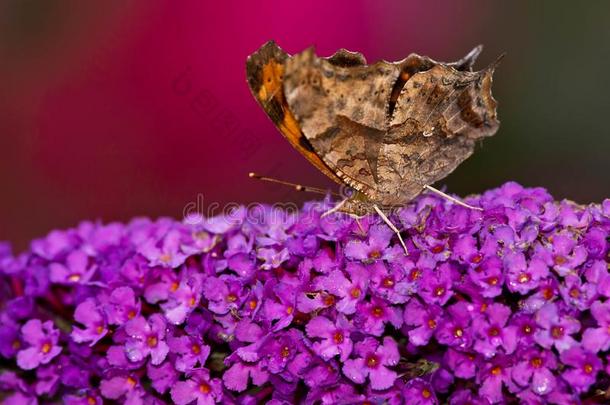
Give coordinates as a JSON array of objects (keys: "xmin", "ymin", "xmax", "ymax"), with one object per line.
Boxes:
[{"xmin": 246, "ymin": 41, "xmax": 500, "ymax": 250}]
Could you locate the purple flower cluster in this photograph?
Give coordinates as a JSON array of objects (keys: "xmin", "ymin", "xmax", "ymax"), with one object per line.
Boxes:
[{"xmin": 0, "ymin": 182, "xmax": 609, "ymax": 404}]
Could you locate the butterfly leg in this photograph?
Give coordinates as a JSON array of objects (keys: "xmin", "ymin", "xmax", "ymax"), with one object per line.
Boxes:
[
  {"xmin": 321, "ymin": 198, "xmax": 348, "ymax": 218},
  {"xmin": 373, "ymin": 205, "xmax": 408, "ymax": 255},
  {"xmin": 424, "ymin": 185, "xmax": 483, "ymax": 211}
]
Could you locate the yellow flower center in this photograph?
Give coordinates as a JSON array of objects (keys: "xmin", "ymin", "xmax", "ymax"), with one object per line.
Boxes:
[
  {"xmin": 350, "ymin": 288, "xmax": 361, "ymax": 298},
  {"xmin": 422, "ymin": 388, "xmax": 432, "ymax": 399},
  {"xmin": 147, "ymin": 336, "xmax": 158, "ymax": 347},
  {"xmin": 280, "ymin": 346, "xmax": 290, "ymax": 358},
  {"xmin": 583, "ymin": 364, "xmax": 594, "ymax": 374},
  {"xmin": 369, "ymin": 251, "xmax": 382, "ymax": 260},
  {"xmin": 518, "ymin": 273, "xmax": 530, "ymax": 283},
  {"xmin": 427, "ymin": 319, "xmax": 437, "ymax": 329},
  {"xmin": 227, "ymin": 293, "xmax": 238, "ymax": 302},
  {"xmin": 248, "ymin": 300, "xmax": 257, "ymax": 310},
  {"xmin": 434, "ymin": 287, "xmax": 445, "ymax": 297},
  {"xmin": 333, "ymin": 331, "xmax": 344, "ymax": 344},
  {"xmin": 491, "ymin": 366, "xmax": 502, "ymax": 376},
  {"xmin": 192, "ymin": 344, "xmax": 201, "ymax": 354},
  {"xmin": 285, "ymin": 306, "xmax": 294, "ymax": 315},
  {"xmin": 409, "ymin": 269, "xmax": 421, "ymax": 281},
  {"xmin": 382, "ymin": 277, "xmax": 394, "ymax": 288},
  {"xmin": 41, "ymin": 342, "xmax": 52, "ymax": 354},
  {"xmin": 366, "ymin": 355, "xmax": 379, "ymax": 368},
  {"xmin": 68, "ymin": 274, "xmax": 81, "ymax": 282},
  {"xmin": 551, "ymin": 326, "xmax": 564, "ymax": 339},
  {"xmin": 454, "ymin": 328, "xmax": 463, "ymax": 338},
  {"xmin": 170, "ymin": 282, "xmax": 179, "ymax": 292},
  {"xmin": 371, "ymin": 306, "xmax": 383, "ymax": 317},
  {"xmin": 486, "ymin": 277, "xmax": 499, "ymax": 286},
  {"xmin": 199, "ymin": 382, "xmax": 211, "ymax": 394}
]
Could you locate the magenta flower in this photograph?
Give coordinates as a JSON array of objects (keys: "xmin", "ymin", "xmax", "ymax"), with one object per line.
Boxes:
[
  {"xmin": 124, "ymin": 314, "xmax": 169, "ymax": 365},
  {"xmin": 472, "ymin": 303, "xmax": 517, "ymax": 357},
  {"xmin": 49, "ymin": 250, "xmax": 95, "ymax": 284},
  {"xmin": 401, "ymin": 378, "xmax": 438, "ymax": 405},
  {"xmin": 102, "ymin": 286, "xmax": 140, "ymax": 325},
  {"xmin": 560, "ymin": 347, "xmax": 602, "ymax": 393},
  {"xmin": 435, "ymin": 301, "xmax": 473, "ymax": 349},
  {"xmin": 71, "ymin": 298, "xmax": 107, "ymax": 346},
  {"xmin": 403, "ymin": 299, "xmax": 443, "ymax": 346},
  {"xmin": 534, "ymin": 303, "xmax": 580, "ymax": 352},
  {"xmin": 314, "ymin": 264, "xmax": 370, "ymax": 315},
  {"xmin": 16, "ymin": 319, "xmax": 62, "ymax": 370},
  {"xmin": 306, "ymin": 314, "xmax": 354, "ymax": 361},
  {"xmin": 99, "ymin": 374, "xmax": 144, "ymax": 403},
  {"xmin": 355, "ymin": 296, "xmax": 403, "ymax": 336},
  {"xmin": 505, "ymin": 252, "xmax": 549, "ymax": 295},
  {"xmin": 0, "ymin": 183, "xmax": 608, "ymax": 402},
  {"xmin": 582, "ymin": 300, "xmax": 610, "ymax": 352},
  {"xmin": 343, "ymin": 337, "xmax": 399, "ymax": 390},
  {"xmin": 167, "ymin": 334, "xmax": 211, "ymax": 372},
  {"xmin": 344, "ymin": 224, "xmax": 393, "ymax": 262},
  {"xmin": 511, "ymin": 348, "xmax": 557, "ymax": 396}
]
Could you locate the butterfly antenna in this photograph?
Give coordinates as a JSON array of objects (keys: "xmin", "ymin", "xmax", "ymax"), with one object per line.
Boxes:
[
  {"xmin": 248, "ymin": 173, "xmax": 341, "ymax": 197},
  {"xmin": 424, "ymin": 185, "xmax": 483, "ymax": 211},
  {"xmin": 373, "ymin": 205, "xmax": 408, "ymax": 255}
]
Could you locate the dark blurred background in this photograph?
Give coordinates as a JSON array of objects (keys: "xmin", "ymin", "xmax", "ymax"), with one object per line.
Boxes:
[{"xmin": 1, "ymin": 0, "xmax": 609, "ymax": 250}]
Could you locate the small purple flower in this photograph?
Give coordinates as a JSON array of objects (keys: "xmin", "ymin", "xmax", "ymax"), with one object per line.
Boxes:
[
  {"xmin": 560, "ymin": 346, "xmax": 602, "ymax": 394},
  {"xmin": 99, "ymin": 374, "xmax": 144, "ymax": 403},
  {"xmin": 16, "ymin": 319, "xmax": 62, "ymax": 370},
  {"xmin": 139, "ymin": 229, "xmax": 187, "ymax": 268},
  {"xmin": 403, "ymin": 299, "xmax": 443, "ymax": 346},
  {"xmin": 0, "ymin": 322, "xmax": 21, "ymax": 358},
  {"xmin": 534, "ymin": 303, "xmax": 580, "ymax": 352},
  {"xmin": 161, "ymin": 271, "xmax": 204, "ymax": 324},
  {"xmin": 559, "ymin": 274, "xmax": 597, "ymax": 311},
  {"xmin": 477, "ymin": 355, "xmax": 515, "ymax": 404},
  {"xmin": 49, "ymin": 250, "xmax": 95, "ymax": 284},
  {"xmin": 314, "ymin": 264, "xmax": 369, "ymax": 315},
  {"xmin": 472, "ymin": 303, "xmax": 517, "ymax": 357},
  {"xmin": 435, "ymin": 301, "xmax": 473, "ymax": 350},
  {"xmin": 443, "ymin": 349, "xmax": 477, "ymax": 379},
  {"xmin": 582, "ymin": 300, "xmax": 610, "ymax": 352},
  {"xmin": 103, "ymin": 286, "xmax": 140, "ymax": 325},
  {"xmin": 356, "ymin": 296, "xmax": 403, "ymax": 336},
  {"xmin": 344, "ymin": 224, "xmax": 393, "ymax": 262},
  {"xmin": 202, "ymin": 275, "xmax": 246, "ymax": 315},
  {"xmin": 533, "ymin": 232, "xmax": 587, "ymax": 277},
  {"xmin": 124, "ymin": 314, "xmax": 169, "ymax": 365},
  {"xmin": 505, "ymin": 252, "xmax": 548, "ymax": 295},
  {"xmin": 468, "ymin": 256, "xmax": 504, "ymax": 298},
  {"xmin": 257, "ymin": 247, "xmax": 289, "ymax": 270},
  {"xmin": 71, "ymin": 298, "xmax": 107, "ymax": 346},
  {"xmin": 258, "ymin": 329, "xmax": 312, "ymax": 381},
  {"xmin": 306, "ymin": 314, "xmax": 353, "ymax": 361},
  {"xmin": 511, "ymin": 348, "xmax": 557, "ymax": 396},
  {"xmin": 343, "ymin": 336, "xmax": 399, "ymax": 390},
  {"xmin": 168, "ymin": 334, "xmax": 211, "ymax": 372},
  {"xmin": 401, "ymin": 378, "xmax": 438, "ymax": 405},
  {"xmin": 147, "ymin": 361, "xmax": 179, "ymax": 395},
  {"xmin": 419, "ymin": 264, "xmax": 457, "ymax": 305}
]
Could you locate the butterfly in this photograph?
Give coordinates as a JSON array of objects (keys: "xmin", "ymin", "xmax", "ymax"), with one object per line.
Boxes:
[{"xmin": 246, "ymin": 41, "xmax": 500, "ymax": 251}]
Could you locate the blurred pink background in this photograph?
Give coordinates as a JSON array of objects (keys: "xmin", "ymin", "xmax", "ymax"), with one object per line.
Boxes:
[{"xmin": 1, "ymin": 1, "xmax": 608, "ymax": 250}]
